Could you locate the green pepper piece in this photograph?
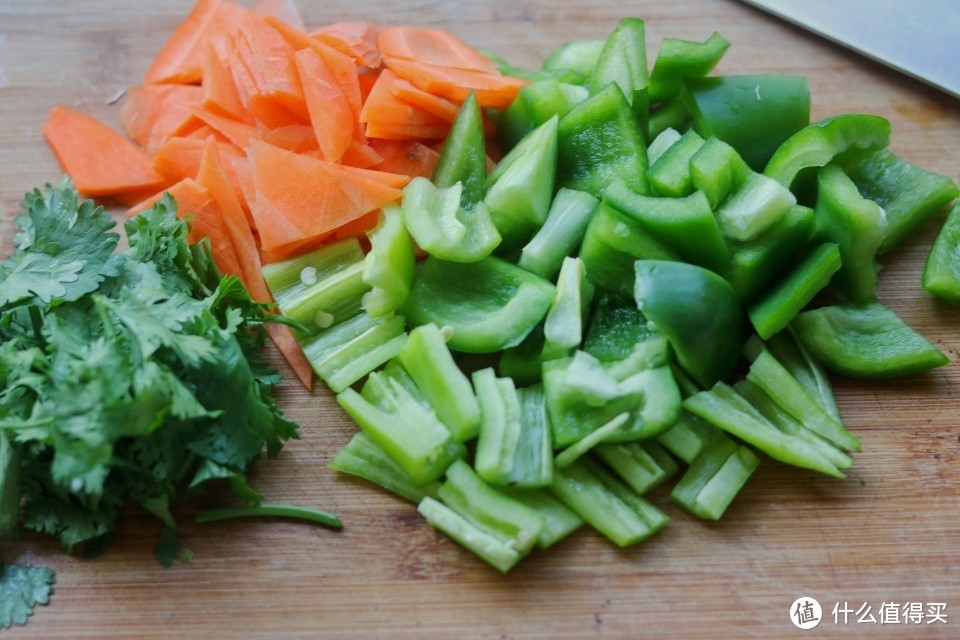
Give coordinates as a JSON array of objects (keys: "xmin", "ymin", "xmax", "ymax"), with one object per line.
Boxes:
[
  {"xmin": 550, "ymin": 456, "xmax": 668, "ymax": 548},
  {"xmin": 495, "ymin": 486, "xmax": 584, "ymax": 549},
  {"xmin": 764, "ymin": 114, "xmax": 891, "ymax": 194},
  {"xmin": 744, "ymin": 344, "xmax": 861, "ymax": 451},
  {"xmin": 557, "ymin": 83, "xmax": 649, "ymax": 197},
  {"xmin": 649, "ymin": 32, "xmax": 731, "ymax": 104},
  {"xmin": 716, "ymin": 171, "xmax": 797, "ymax": 242},
  {"xmin": 647, "ymin": 128, "xmax": 683, "ymax": 166},
  {"xmin": 583, "ymin": 293, "xmax": 664, "ymax": 363},
  {"xmin": 0, "ymin": 431, "xmax": 20, "ymax": 536},
  {"xmin": 329, "ymin": 431, "xmax": 441, "ymax": 503},
  {"xmin": 262, "ymin": 237, "xmax": 368, "ymax": 337},
  {"xmin": 399, "ymin": 323, "xmax": 481, "ymax": 442},
  {"xmin": 473, "ymin": 370, "xmax": 552, "ymax": 488},
  {"xmin": 497, "ymin": 322, "xmax": 557, "ymax": 386},
  {"xmin": 361, "ymin": 205, "xmax": 415, "ymax": 318},
  {"xmin": 501, "ymin": 79, "xmax": 589, "ymax": 148},
  {"xmin": 300, "ymin": 312, "xmax": 407, "ymax": 392},
  {"xmin": 646, "ymin": 129, "xmax": 706, "ymax": 198},
  {"xmin": 606, "ymin": 180, "xmax": 729, "ymax": 272},
  {"xmin": 791, "ymin": 301, "xmax": 949, "ymax": 379},
  {"xmin": 543, "ymin": 257, "xmax": 594, "ymax": 353},
  {"xmin": 724, "ymin": 203, "xmax": 815, "ymax": 302},
  {"xmin": 813, "ymin": 164, "xmax": 887, "ymax": 302},
  {"xmin": 847, "ymin": 149, "xmax": 959, "ymax": 253},
  {"xmin": 923, "ymin": 200, "xmax": 960, "ymax": 304},
  {"xmin": 689, "ymin": 136, "xmax": 752, "ymax": 209},
  {"xmin": 748, "ymin": 243, "xmax": 841, "ymax": 340},
  {"xmin": 401, "ymin": 178, "xmax": 501, "ymax": 263},
  {"xmin": 485, "ymin": 116, "xmax": 558, "ymax": 246},
  {"xmin": 682, "ymin": 75, "xmax": 810, "ymax": 171},
  {"xmin": 648, "ymin": 99, "xmax": 690, "ymax": 140},
  {"xmin": 339, "ymin": 377, "xmax": 464, "ymax": 485},
  {"xmin": 433, "ymin": 92, "xmax": 486, "ymax": 208},
  {"xmin": 438, "ymin": 459, "xmax": 545, "ymax": 556},
  {"xmin": 542, "ymin": 39, "xmax": 605, "ymax": 83},
  {"xmin": 417, "ymin": 497, "xmax": 521, "ymax": 572},
  {"xmin": 684, "ymin": 383, "xmax": 845, "ymax": 477},
  {"xmin": 656, "ymin": 411, "xmax": 730, "ymax": 465},
  {"xmin": 762, "ymin": 330, "xmax": 841, "ymax": 423},
  {"xmin": 635, "ymin": 259, "xmax": 746, "ymax": 388},
  {"xmin": 589, "ymin": 18, "xmax": 650, "ymax": 132},
  {"xmin": 671, "ymin": 437, "xmax": 758, "ymax": 520},
  {"xmin": 579, "ymin": 202, "xmax": 679, "ymax": 296},
  {"xmin": 518, "ymin": 188, "xmax": 598, "ymax": 280},
  {"xmin": 595, "ymin": 440, "xmax": 678, "ymax": 495},
  {"xmin": 404, "ymin": 256, "xmax": 555, "ymax": 353}
]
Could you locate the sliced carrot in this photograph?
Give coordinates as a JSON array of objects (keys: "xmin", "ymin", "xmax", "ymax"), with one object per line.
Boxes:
[
  {"xmin": 377, "ymin": 26, "xmax": 497, "ymax": 73},
  {"xmin": 153, "ymin": 136, "xmax": 207, "ymax": 182},
  {"xmin": 266, "ymin": 322, "xmax": 314, "ymax": 390},
  {"xmin": 369, "ymin": 140, "xmax": 440, "ymax": 179},
  {"xmin": 360, "ymin": 69, "xmax": 450, "ymax": 126},
  {"xmin": 229, "ymin": 155, "xmax": 258, "ymax": 226},
  {"xmin": 261, "ymin": 123, "xmax": 318, "ymax": 153},
  {"xmin": 225, "ymin": 33, "xmax": 259, "ymax": 107},
  {"xmin": 365, "ymin": 121, "xmax": 450, "ymax": 140},
  {"xmin": 260, "ymin": 233, "xmax": 330, "ymax": 265},
  {"xmin": 121, "ymin": 85, "xmax": 204, "ymax": 152},
  {"xmin": 247, "ymin": 139, "xmax": 403, "ymax": 253},
  {"xmin": 340, "ymin": 140, "xmax": 383, "ymax": 168},
  {"xmin": 144, "ymin": 0, "xmax": 247, "ymax": 85},
  {"xmin": 265, "ymin": 17, "xmax": 366, "ymax": 143},
  {"xmin": 191, "ymin": 108, "xmax": 261, "ymax": 146},
  {"xmin": 238, "ymin": 14, "xmax": 309, "ymax": 124},
  {"xmin": 338, "ymin": 165, "xmax": 411, "ymax": 190},
  {"xmin": 294, "ymin": 48, "xmax": 354, "ymax": 162},
  {"xmin": 44, "ymin": 105, "xmax": 170, "ymax": 197},
  {"xmin": 253, "ymin": 0, "xmax": 305, "ymax": 32},
  {"xmin": 383, "ymin": 56, "xmax": 528, "ymax": 109},
  {"xmin": 334, "ymin": 209, "xmax": 381, "ymax": 240},
  {"xmin": 358, "ymin": 70, "xmax": 378, "ymax": 104},
  {"xmin": 314, "ymin": 22, "xmax": 381, "ymax": 68},
  {"xmin": 202, "ymin": 44, "xmax": 249, "ymax": 121},
  {"xmin": 388, "ymin": 76, "xmax": 497, "ymax": 137}
]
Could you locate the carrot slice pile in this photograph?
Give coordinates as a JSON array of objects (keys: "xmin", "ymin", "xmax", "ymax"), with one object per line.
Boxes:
[{"xmin": 42, "ymin": 0, "xmax": 529, "ymax": 387}]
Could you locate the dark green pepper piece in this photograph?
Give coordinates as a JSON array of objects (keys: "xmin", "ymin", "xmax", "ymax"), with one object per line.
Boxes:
[
  {"xmin": 791, "ymin": 300, "xmax": 949, "ymax": 379},
  {"xmin": 648, "ymin": 98, "xmax": 690, "ymax": 140},
  {"xmin": 682, "ymin": 74, "xmax": 810, "ymax": 171},
  {"xmin": 635, "ymin": 259, "xmax": 746, "ymax": 388},
  {"xmin": 646, "ymin": 129, "xmax": 706, "ymax": 198},
  {"xmin": 433, "ymin": 92, "xmax": 486, "ymax": 208},
  {"xmin": 584, "ymin": 293, "xmax": 662, "ymax": 363},
  {"xmin": 923, "ymin": 200, "xmax": 960, "ymax": 304},
  {"xmin": 649, "ymin": 32, "xmax": 731, "ymax": 104},
  {"xmin": 589, "ymin": 18, "xmax": 650, "ymax": 133},
  {"xmin": 501, "ymin": 79, "xmax": 588, "ymax": 149},
  {"xmin": 689, "ymin": 136, "xmax": 752, "ymax": 209},
  {"xmin": 605, "ymin": 180, "xmax": 729, "ymax": 273},
  {"xmin": 557, "ymin": 83, "xmax": 649, "ymax": 197}
]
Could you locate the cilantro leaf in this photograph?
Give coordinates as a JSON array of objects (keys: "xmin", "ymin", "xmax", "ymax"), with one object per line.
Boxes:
[
  {"xmin": 0, "ymin": 179, "xmax": 120, "ymax": 308},
  {"xmin": 0, "ymin": 562, "xmax": 55, "ymax": 628}
]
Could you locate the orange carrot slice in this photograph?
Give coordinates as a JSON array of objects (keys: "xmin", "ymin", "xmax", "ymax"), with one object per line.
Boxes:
[
  {"xmin": 121, "ymin": 85, "xmax": 204, "ymax": 152},
  {"xmin": 261, "ymin": 123, "xmax": 318, "ymax": 153},
  {"xmin": 383, "ymin": 57, "xmax": 528, "ymax": 109},
  {"xmin": 191, "ymin": 108, "xmax": 261, "ymax": 146},
  {"xmin": 201, "ymin": 44, "xmax": 249, "ymax": 121},
  {"xmin": 377, "ymin": 26, "xmax": 497, "ymax": 73},
  {"xmin": 238, "ymin": 14, "xmax": 309, "ymax": 124},
  {"xmin": 364, "ymin": 121, "xmax": 450, "ymax": 141},
  {"xmin": 144, "ymin": 0, "xmax": 246, "ymax": 85},
  {"xmin": 265, "ymin": 322, "xmax": 314, "ymax": 390},
  {"xmin": 44, "ymin": 105, "xmax": 170, "ymax": 197},
  {"xmin": 340, "ymin": 140, "xmax": 383, "ymax": 168},
  {"xmin": 369, "ymin": 140, "xmax": 440, "ymax": 179},
  {"xmin": 253, "ymin": 0, "xmax": 305, "ymax": 32},
  {"xmin": 247, "ymin": 139, "xmax": 402, "ymax": 253},
  {"xmin": 294, "ymin": 48, "xmax": 354, "ymax": 162},
  {"xmin": 314, "ymin": 22, "xmax": 381, "ymax": 68},
  {"xmin": 334, "ymin": 209, "xmax": 381, "ymax": 240},
  {"xmin": 360, "ymin": 69, "xmax": 450, "ymax": 126},
  {"xmin": 338, "ymin": 165, "xmax": 411, "ymax": 190},
  {"xmin": 388, "ymin": 75, "xmax": 497, "ymax": 137}
]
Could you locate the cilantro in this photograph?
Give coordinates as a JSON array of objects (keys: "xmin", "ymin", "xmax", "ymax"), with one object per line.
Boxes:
[
  {"xmin": 0, "ymin": 180, "xmax": 305, "ymax": 561},
  {"xmin": 0, "ymin": 562, "xmax": 55, "ymax": 629}
]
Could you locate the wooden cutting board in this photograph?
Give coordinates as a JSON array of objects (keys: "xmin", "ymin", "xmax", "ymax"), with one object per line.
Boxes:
[{"xmin": 1, "ymin": 1, "xmax": 958, "ymax": 637}]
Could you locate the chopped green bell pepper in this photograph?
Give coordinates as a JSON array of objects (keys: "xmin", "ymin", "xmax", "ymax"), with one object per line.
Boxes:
[
  {"xmin": 923, "ymin": 200, "xmax": 960, "ymax": 304},
  {"xmin": 543, "ymin": 257, "xmax": 594, "ymax": 353},
  {"xmin": 404, "ymin": 256, "xmax": 556, "ymax": 353},
  {"xmin": 682, "ymin": 74, "xmax": 810, "ymax": 171},
  {"xmin": 716, "ymin": 171, "xmax": 797, "ymax": 242},
  {"xmin": 557, "ymin": 83, "xmax": 649, "ymax": 197},
  {"xmin": 583, "ymin": 293, "xmax": 666, "ymax": 363},
  {"xmin": 748, "ymin": 242, "xmax": 841, "ymax": 340},
  {"xmin": 399, "ymin": 323, "xmax": 481, "ymax": 442},
  {"xmin": 689, "ymin": 136, "xmax": 752, "ymax": 209},
  {"xmin": 671, "ymin": 436, "xmax": 758, "ymax": 520},
  {"xmin": 595, "ymin": 440, "xmax": 679, "ymax": 495},
  {"xmin": 361, "ymin": 205, "xmax": 414, "ymax": 318},
  {"xmin": 433, "ymin": 92, "xmax": 487, "ymax": 208},
  {"xmin": 606, "ymin": 180, "xmax": 729, "ymax": 272},
  {"xmin": 417, "ymin": 497, "xmax": 521, "ymax": 572},
  {"xmin": 648, "ymin": 99, "xmax": 690, "ymax": 140},
  {"xmin": 501, "ymin": 79, "xmax": 588, "ymax": 149},
  {"xmin": 762, "ymin": 330, "xmax": 841, "ymax": 423},
  {"xmin": 634, "ymin": 259, "xmax": 746, "ymax": 387},
  {"xmin": 329, "ymin": 431, "xmax": 440, "ymax": 503},
  {"xmin": 542, "ymin": 39, "xmax": 605, "ymax": 83},
  {"xmin": 764, "ymin": 113, "xmax": 891, "ymax": 195},
  {"xmin": 813, "ymin": 164, "xmax": 887, "ymax": 302},
  {"xmin": 791, "ymin": 301, "xmax": 949, "ymax": 379},
  {"xmin": 518, "ymin": 188, "xmax": 599, "ymax": 280},
  {"xmin": 649, "ymin": 31, "xmax": 730, "ymax": 104},
  {"xmin": 588, "ymin": 17, "xmax": 650, "ymax": 131},
  {"xmin": 402, "ymin": 178, "xmax": 501, "ymax": 263},
  {"xmin": 647, "ymin": 128, "xmax": 683, "ymax": 166},
  {"xmin": 848, "ymin": 149, "xmax": 959, "ymax": 253},
  {"xmin": 646, "ymin": 129, "xmax": 706, "ymax": 198},
  {"xmin": 496, "ymin": 486, "xmax": 584, "ymax": 549}
]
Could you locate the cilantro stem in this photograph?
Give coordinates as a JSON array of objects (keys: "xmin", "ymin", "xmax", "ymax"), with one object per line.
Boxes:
[
  {"xmin": 27, "ymin": 306, "xmax": 45, "ymax": 348},
  {"xmin": 195, "ymin": 503, "xmax": 342, "ymax": 530}
]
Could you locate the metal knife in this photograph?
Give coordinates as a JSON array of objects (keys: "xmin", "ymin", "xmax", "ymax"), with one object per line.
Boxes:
[{"xmin": 737, "ymin": 0, "xmax": 960, "ymax": 99}]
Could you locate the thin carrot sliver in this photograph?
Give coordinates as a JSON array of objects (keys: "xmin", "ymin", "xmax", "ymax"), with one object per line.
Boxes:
[
  {"xmin": 295, "ymin": 48, "xmax": 354, "ymax": 162},
  {"xmin": 377, "ymin": 26, "xmax": 497, "ymax": 73}
]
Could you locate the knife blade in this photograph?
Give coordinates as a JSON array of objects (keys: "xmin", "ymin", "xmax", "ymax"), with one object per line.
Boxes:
[{"xmin": 737, "ymin": 0, "xmax": 960, "ymax": 99}]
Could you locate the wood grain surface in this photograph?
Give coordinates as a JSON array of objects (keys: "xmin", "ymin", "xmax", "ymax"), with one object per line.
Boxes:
[{"xmin": 1, "ymin": 1, "xmax": 958, "ymax": 638}]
